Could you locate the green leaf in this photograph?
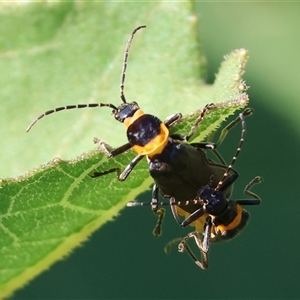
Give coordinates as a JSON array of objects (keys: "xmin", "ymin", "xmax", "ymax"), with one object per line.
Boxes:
[{"xmin": 0, "ymin": 2, "xmax": 249, "ymax": 298}]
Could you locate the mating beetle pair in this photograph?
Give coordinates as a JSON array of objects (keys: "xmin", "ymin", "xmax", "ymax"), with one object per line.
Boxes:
[{"xmin": 27, "ymin": 26, "xmax": 261, "ymax": 269}]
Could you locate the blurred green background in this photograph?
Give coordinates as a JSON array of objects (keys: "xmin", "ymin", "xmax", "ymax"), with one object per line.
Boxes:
[{"xmin": 2, "ymin": 2, "xmax": 299, "ymax": 299}]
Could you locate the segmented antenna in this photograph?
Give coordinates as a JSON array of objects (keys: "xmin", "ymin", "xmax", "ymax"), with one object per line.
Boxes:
[
  {"xmin": 120, "ymin": 25, "xmax": 146, "ymax": 103},
  {"xmin": 126, "ymin": 199, "xmax": 202, "ymax": 208},
  {"xmin": 26, "ymin": 103, "xmax": 117, "ymax": 132},
  {"xmin": 213, "ymin": 109, "xmax": 250, "ymax": 193}
]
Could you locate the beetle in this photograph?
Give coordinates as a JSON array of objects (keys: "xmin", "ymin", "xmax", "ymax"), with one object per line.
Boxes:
[
  {"xmin": 160, "ymin": 112, "xmax": 262, "ymax": 269},
  {"xmin": 128, "ymin": 108, "xmax": 262, "ymax": 269},
  {"xmin": 173, "ymin": 175, "xmax": 262, "ymax": 269},
  {"xmin": 26, "ymin": 26, "xmax": 224, "ymax": 233}
]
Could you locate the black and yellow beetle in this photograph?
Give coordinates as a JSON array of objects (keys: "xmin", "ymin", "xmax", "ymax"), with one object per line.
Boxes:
[{"xmin": 27, "ymin": 26, "xmax": 261, "ymax": 269}]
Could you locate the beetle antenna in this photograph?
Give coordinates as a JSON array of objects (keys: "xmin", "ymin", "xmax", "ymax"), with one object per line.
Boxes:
[
  {"xmin": 26, "ymin": 103, "xmax": 118, "ymax": 132},
  {"xmin": 127, "ymin": 199, "xmax": 202, "ymax": 208},
  {"xmin": 120, "ymin": 25, "xmax": 146, "ymax": 103},
  {"xmin": 214, "ymin": 110, "xmax": 248, "ymax": 192}
]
